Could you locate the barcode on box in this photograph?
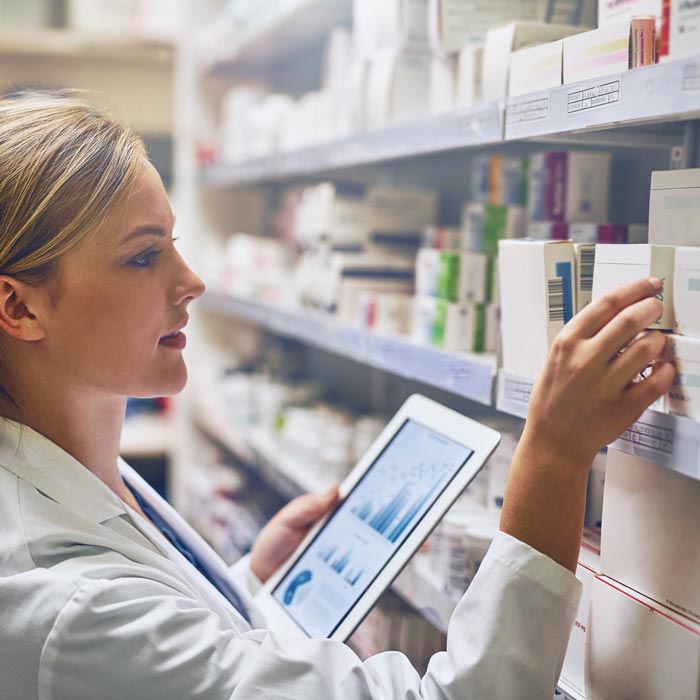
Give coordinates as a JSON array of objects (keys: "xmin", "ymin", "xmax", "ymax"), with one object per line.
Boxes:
[
  {"xmin": 548, "ymin": 277, "xmax": 565, "ymax": 322},
  {"xmin": 580, "ymin": 248, "xmax": 595, "ymax": 292}
]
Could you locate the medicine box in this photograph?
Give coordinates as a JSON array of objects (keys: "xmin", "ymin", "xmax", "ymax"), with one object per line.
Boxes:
[
  {"xmin": 499, "ymin": 240, "xmax": 575, "ymax": 377},
  {"xmin": 455, "ymin": 44, "xmax": 483, "ymax": 108},
  {"xmin": 563, "ymin": 21, "xmax": 630, "ymax": 85},
  {"xmin": 649, "ymin": 169, "xmax": 700, "ymax": 246},
  {"xmin": 415, "ymin": 248, "xmax": 441, "ymax": 297},
  {"xmin": 527, "ymin": 151, "xmax": 611, "ymax": 223},
  {"xmin": 665, "ymin": 334, "xmax": 700, "ymax": 420},
  {"xmin": 430, "ymin": 54, "xmax": 457, "ymax": 114},
  {"xmin": 482, "ymin": 204, "xmax": 526, "ymax": 255},
  {"xmin": 597, "ymin": 0, "xmax": 663, "ymax": 26},
  {"xmin": 482, "ymin": 21, "xmax": 588, "ymax": 103},
  {"xmin": 461, "ymin": 202, "xmax": 485, "ymax": 251},
  {"xmin": 591, "ymin": 244, "xmax": 675, "ymax": 331},
  {"xmin": 412, "ymin": 294, "xmax": 438, "ymax": 345},
  {"xmin": 488, "ymin": 155, "xmax": 527, "ymax": 207},
  {"xmin": 434, "ymin": 300, "xmax": 485, "ymax": 352},
  {"xmin": 588, "ymin": 575, "xmax": 700, "ymax": 700},
  {"xmin": 665, "ymin": 0, "xmax": 700, "ymax": 60},
  {"xmin": 574, "ymin": 243, "xmax": 595, "ymax": 314},
  {"xmin": 569, "ymin": 222, "xmax": 648, "ymax": 244},
  {"xmin": 527, "ymin": 221, "xmax": 569, "ymax": 241},
  {"xmin": 484, "ymin": 302, "xmax": 500, "ymax": 353},
  {"xmin": 508, "ymin": 39, "xmax": 564, "ymax": 98},
  {"xmin": 353, "ymin": 0, "xmax": 430, "ymax": 57},
  {"xmin": 601, "ymin": 447, "xmax": 700, "ymax": 624},
  {"xmin": 674, "ymin": 247, "xmax": 700, "ymax": 337},
  {"xmin": 438, "ymin": 250, "xmax": 490, "ymax": 304}
]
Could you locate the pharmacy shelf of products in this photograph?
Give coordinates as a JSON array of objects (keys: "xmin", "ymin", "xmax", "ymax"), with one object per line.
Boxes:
[
  {"xmin": 200, "ymin": 291, "xmax": 498, "ymax": 406},
  {"xmin": 190, "ymin": 376, "xmax": 589, "ymax": 700},
  {"xmin": 497, "ymin": 368, "xmax": 700, "ymax": 483},
  {"xmin": 199, "ymin": 55, "xmax": 699, "ymax": 188},
  {"xmin": 200, "ymin": 0, "xmax": 351, "ymax": 76},
  {"xmin": 0, "ymin": 28, "xmax": 174, "ymax": 63}
]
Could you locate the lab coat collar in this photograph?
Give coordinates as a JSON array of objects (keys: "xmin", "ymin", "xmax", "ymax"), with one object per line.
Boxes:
[{"xmin": 0, "ymin": 417, "xmax": 127, "ymax": 523}]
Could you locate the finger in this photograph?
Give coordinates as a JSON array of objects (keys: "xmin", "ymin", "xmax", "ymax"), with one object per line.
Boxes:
[
  {"xmin": 281, "ymin": 486, "xmax": 340, "ymax": 530},
  {"xmin": 591, "ymin": 296, "xmax": 664, "ymax": 361},
  {"xmin": 610, "ymin": 330, "xmax": 668, "ymax": 391},
  {"xmin": 568, "ymin": 277, "xmax": 662, "ymax": 339},
  {"xmin": 623, "ymin": 360, "xmax": 677, "ymax": 415}
]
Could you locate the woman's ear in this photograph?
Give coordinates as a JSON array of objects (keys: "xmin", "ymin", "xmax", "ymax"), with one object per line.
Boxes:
[{"xmin": 0, "ymin": 276, "xmax": 46, "ymax": 341}]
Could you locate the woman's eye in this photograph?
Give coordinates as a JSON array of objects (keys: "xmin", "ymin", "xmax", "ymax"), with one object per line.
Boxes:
[{"xmin": 129, "ymin": 249, "xmax": 162, "ymax": 268}]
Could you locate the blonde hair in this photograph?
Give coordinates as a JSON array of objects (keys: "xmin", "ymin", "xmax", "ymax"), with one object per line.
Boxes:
[{"xmin": 0, "ymin": 91, "xmax": 146, "ymax": 285}]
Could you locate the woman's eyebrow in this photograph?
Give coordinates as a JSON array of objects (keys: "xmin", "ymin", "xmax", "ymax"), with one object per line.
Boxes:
[{"xmin": 122, "ymin": 225, "xmax": 169, "ymax": 244}]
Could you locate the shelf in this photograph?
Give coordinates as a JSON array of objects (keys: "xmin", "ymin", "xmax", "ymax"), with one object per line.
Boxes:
[
  {"xmin": 506, "ymin": 55, "xmax": 700, "ymax": 141},
  {"xmin": 0, "ymin": 28, "xmax": 174, "ymax": 64},
  {"xmin": 201, "ymin": 291, "xmax": 497, "ymax": 406},
  {"xmin": 201, "ymin": 0, "xmax": 351, "ymax": 76},
  {"xmin": 200, "ymin": 102, "xmax": 504, "ymax": 186},
  {"xmin": 120, "ymin": 413, "xmax": 173, "ymax": 458}
]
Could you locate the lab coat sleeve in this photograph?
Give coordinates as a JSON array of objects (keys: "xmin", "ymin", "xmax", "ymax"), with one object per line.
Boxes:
[
  {"xmin": 39, "ymin": 532, "xmax": 580, "ymax": 700},
  {"xmin": 229, "ymin": 553, "xmax": 263, "ymax": 597}
]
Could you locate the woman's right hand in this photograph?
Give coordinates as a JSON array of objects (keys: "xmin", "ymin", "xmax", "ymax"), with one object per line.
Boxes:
[
  {"xmin": 524, "ymin": 276, "xmax": 676, "ymax": 466},
  {"xmin": 500, "ymin": 277, "xmax": 677, "ymax": 573}
]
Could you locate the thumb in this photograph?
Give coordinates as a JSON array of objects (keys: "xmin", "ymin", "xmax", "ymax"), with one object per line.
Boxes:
[{"xmin": 283, "ymin": 485, "xmax": 340, "ymax": 530}]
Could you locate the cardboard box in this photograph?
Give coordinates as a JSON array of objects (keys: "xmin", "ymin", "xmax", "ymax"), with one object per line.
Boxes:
[
  {"xmin": 674, "ymin": 247, "xmax": 700, "ymax": 337},
  {"xmin": 589, "ymin": 574, "xmax": 700, "ymax": 700},
  {"xmin": 482, "ymin": 21, "xmax": 588, "ymax": 103},
  {"xmin": 598, "ymin": 0, "xmax": 663, "ymax": 26},
  {"xmin": 412, "ymin": 294, "xmax": 439, "ymax": 345},
  {"xmin": 666, "ymin": 0, "xmax": 700, "ymax": 60},
  {"xmin": 484, "ymin": 301, "xmax": 500, "ymax": 353},
  {"xmin": 482, "ymin": 204, "xmax": 527, "ymax": 255},
  {"xmin": 415, "ymin": 248, "xmax": 441, "ymax": 297},
  {"xmin": 488, "ymin": 155, "xmax": 527, "ymax": 207},
  {"xmin": 461, "ymin": 202, "xmax": 485, "ymax": 251},
  {"xmin": 430, "ymin": 54, "xmax": 457, "ymax": 114},
  {"xmin": 527, "ymin": 221, "xmax": 569, "ymax": 240},
  {"xmin": 353, "ymin": 0, "xmax": 430, "ymax": 57},
  {"xmin": 499, "ymin": 240, "xmax": 575, "ymax": 377},
  {"xmin": 366, "ymin": 49, "xmax": 432, "ymax": 130},
  {"xmin": 563, "ymin": 21, "xmax": 630, "ymax": 85},
  {"xmin": 649, "ymin": 169, "xmax": 700, "ymax": 246},
  {"xmin": 569, "ymin": 222, "xmax": 648, "ymax": 244},
  {"xmin": 437, "ymin": 250, "xmax": 490, "ymax": 303},
  {"xmin": 370, "ymin": 292, "xmax": 414, "ymax": 335},
  {"xmin": 508, "ymin": 39, "xmax": 564, "ymax": 98},
  {"xmin": 601, "ymin": 447, "xmax": 700, "ymax": 623},
  {"xmin": 591, "ymin": 244, "xmax": 675, "ymax": 331},
  {"xmin": 427, "ymin": 0, "xmax": 545, "ymax": 53},
  {"xmin": 434, "ymin": 300, "xmax": 485, "ymax": 352},
  {"xmin": 666, "ymin": 334, "xmax": 700, "ymax": 420},
  {"xmin": 455, "ymin": 44, "xmax": 483, "ymax": 108},
  {"xmin": 528, "ymin": 151, "xmax": 612, "ymax": 223},
  {"xmin": 574, "ymin": 242, "xmax": 596, "ymax": 314}
]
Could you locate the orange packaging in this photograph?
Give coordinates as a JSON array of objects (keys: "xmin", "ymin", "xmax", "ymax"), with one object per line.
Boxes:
[{"xmin": 629, "ymin": 16, "xmax": 658, "ymax": 68}]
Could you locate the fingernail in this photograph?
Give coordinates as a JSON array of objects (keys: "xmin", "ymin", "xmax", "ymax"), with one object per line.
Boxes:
[{"xmin": 649, "ymin": 277, "xmax": 663, "ymax": 290}]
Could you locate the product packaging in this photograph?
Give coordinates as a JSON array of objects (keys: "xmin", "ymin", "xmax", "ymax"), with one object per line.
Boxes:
[
  {"xmin": 597, "ymin": 0, "xmax": 663, "ymax": 26},
  {"xmin": 589, "ymin": 574, "xmax": 700, "ymax": 700},
  {"xmin": 482, "ymin": 204, "xmax": 527, "ymax": 255},
  {"xmin": 601, "ymin": 447, "xmax": 700, "ymax": 624},
  {"xmin": 664, "ymin": 0, "xmax": 700, "ymax": 60},
  {"xmin": 527, "ymin": 221, "xmax": 570, "ymax": 240},
  {"xmin": 499, "ymin": 240, "xmax": 575, "ymax": 377},
  {"xmin": 665, "ymin": 334, "xmax": 700, "ymax": 420},
  {"xmin": 482, "ymin": 21, "xmax": 588, "ymax": 103},
  {"xmin": 569, "ymin": 222, "xmax": 648, "ymax": 244},
  {"xmin": 591, "ymin": 244, "xmax": 675, "ymax": 330},
  {"xmin": 574, "ymin": 242, "xmax": 596, "ymax": 313},
  {"xmin": 488, "ymin": 155, "xmax": 527, "ymax": 207},
  {"xmin": 412, "ymin": 294, "xmax": 439, "ymax": 345},
  {"xmin": 629, "ymin": 16, "xmax": 657, "ymax": 68},
  {"xmin": 455, "ymin": 44, "xmax": 483, "ymax": 107},
  {"xmin": 649, "ymin": 168, "xmax": 700, "ymax": 246},
  {"xmin": 673, "ymin": 247, "xmax": 700, "ymax": 337},
  {"xmin": 353, "ymin": 0, "xmax": 430, "ymax": 57},
  {"xmin": 563, "ymin": 21, "xmax": 631, "ymax": 84},
  {"xmin": 436, "ymin": 250, "xmax": 490, "ymax": 303},
  {"xmin": 527, "ymin": 151, "xmax": 611, "ymax": 223},
  {"xmin": 508, "ymin": 39, "xmax": 565, "ymax": 98},
  {"xmin": 461, "ymin": 201, "xmax": 485, "ymax": 251},
  {"xmin": 430, "ymin": 54, "xmax": 457, "ymax": 114},
  {"xmin": 434, "ymin": 300, "xmax": 486, "ymax": 352}
]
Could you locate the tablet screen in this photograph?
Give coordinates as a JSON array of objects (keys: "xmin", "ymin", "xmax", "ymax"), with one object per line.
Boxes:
[{"xmin": 272, "ymin": 418, "xmax": 474, "ymax": 637}]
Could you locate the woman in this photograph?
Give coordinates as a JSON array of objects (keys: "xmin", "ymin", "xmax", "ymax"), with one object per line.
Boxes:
[{"xmin": 0, "ymin": 92, "xmax": 675, "ymax": 700}]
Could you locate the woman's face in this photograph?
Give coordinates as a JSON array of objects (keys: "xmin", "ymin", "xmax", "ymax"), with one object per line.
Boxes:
[{"xmin": 41, "ymin": 160, "xmax": 205, "ymax": 399}]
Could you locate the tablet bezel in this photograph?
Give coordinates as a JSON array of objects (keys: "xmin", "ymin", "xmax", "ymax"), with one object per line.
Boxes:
[{"xmin": 254, "ymin": 393, "xmax": 502, "ymax": 641}]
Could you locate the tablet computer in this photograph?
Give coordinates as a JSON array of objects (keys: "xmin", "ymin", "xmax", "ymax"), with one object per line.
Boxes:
[{"xmin": 254, "ymin": 394, "xmax": 501, "ymax": 641}]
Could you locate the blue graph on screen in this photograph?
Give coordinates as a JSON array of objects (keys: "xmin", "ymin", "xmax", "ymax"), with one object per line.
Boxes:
[
  {"xmin": 318, "ymin": 545, "xmax": 364, "ymax": 586},
  {"xmin": 350, "ymin": 461, "xmax": 445, "ymax": 543}
]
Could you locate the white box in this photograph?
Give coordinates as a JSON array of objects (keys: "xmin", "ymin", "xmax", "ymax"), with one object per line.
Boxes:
[
  {"xmin": 508, "ymin": 39, "xmax": 564, "ymax": 98},
  {"xmin": 484, "ymin": 302, "xmax": 500, "ymax": 353},
  {"xmin": 563, "ymin": 21, "xmax": 630, "ymax": 85},
  {"xmin": 574, "ymin": 242, "xmax": 596, "ymax": 314},
  {"xmin": 528, "ymin": 151, "xmax": 611, "ymax": 224},
  {"xmin": 649, "ymin": 169, "xmax": 700, "ymax": 247},
  {"xmin": 598, "ymin": 0, "xmax": 663, "ymax": 26},
  {"xmin": 461, "ymin": 201, "xmax": 485, "ymax": 251},
  {"xmin": 416, "ymin": 248, "xmax": 441, "ymax": 297},
  {"xmin": 367, "ymin": 187, "xmax": 438, "ymax": 238},
  {"xmin": 589, "ymin": 575, "xmax": 700, "ymax": 700},
  {"xmin": 455, "ymin": 45, "xmax": 483, "ymax": 108},
  {"xmin": 412, "ymin": 294, "xmax": 439, "ymax": 345},
  {"xmin": 453, "ymin": 250, "xmax": 490, "ymax": 303},
  {"xmin": 591, "ymin": 244, "xmax": 675, "ymax": 331},
  {"xmin": 430, "ymin": 55, "xmax": 457, "ymax": 114},
  {"xmin": 353, "ymin": 0, "xmax": 430, "ymax": 57},
  {"xmin": 674, "ymin": 247, "xmax": 700, "ymax": 337},
  {"xmin": 666, "ymin": 335, "xmax": 700, "ymax": 420},
  {"xmin": 371, "ymin": 292, "xmax": 414, "ymax": 336},
  {"xmin": 499, "ymin": 240, "xmax": 575, "ymax": 377},
  {"xmin": 482, "ymin": 22, "xmax": 588, "ymax": 103},
  {"xmin": 666, "ymin": 0, "xmax": 700, "ymax": 60},
  {"xmin": 428, "ymin": 0, "xmax": 547, "ymax": 53},
  {"xmin": 601, "ymin": 447, "xmax": 700, "ymax": 623},
  {"xmin": 436, "ymin": 301, "xmax": 484, "ymax": 352},
  {"xmin": 366, "ymin": 49, "xmax": 432, "ymax": 130}
]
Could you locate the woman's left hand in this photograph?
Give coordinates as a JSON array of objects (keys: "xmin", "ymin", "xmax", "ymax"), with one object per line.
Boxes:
[{"xmin": 250, "ymin": 486, "xmax": 340, "ymax": 582}]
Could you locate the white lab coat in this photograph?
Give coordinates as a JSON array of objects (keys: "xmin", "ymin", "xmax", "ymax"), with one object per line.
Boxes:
[{"xmin": 0, "ymin": 417, "xmax": 581, "ymax": 700}]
